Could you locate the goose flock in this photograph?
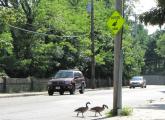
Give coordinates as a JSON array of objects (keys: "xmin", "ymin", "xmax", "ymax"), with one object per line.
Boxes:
[{"xmin": 74, "ymin": 102, "xmax": 108, "ymax": 117}]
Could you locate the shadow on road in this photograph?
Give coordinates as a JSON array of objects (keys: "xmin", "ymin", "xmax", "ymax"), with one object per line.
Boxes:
[
  {"xmin": 136, "ymin": 103, "xmax": 165, "ymax": 110},
  {"xmin": 72, "ymin": 115, "xmax": 109, "ymax": 120},
  {"xmin": 91, "ymin": 116, "xmax": 110, "ymax": 120},
  {"xmin": 160, "ymin": 91, "xmax": 165, "ymax": 94}
]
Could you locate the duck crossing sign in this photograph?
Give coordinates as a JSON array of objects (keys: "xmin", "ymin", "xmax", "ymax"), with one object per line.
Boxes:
[{"xmin": 107, "ymin": 11, "xmax": 125, "ymax": 35}]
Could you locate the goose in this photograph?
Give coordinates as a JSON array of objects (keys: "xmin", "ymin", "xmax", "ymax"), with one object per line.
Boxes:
[
  {"xmin": 90, "ymin": 104, "xmax": 108, "ymax": 116},
  {"xmin": 74, "ymin": 102, "xmax": 90, "ymax": 117}
]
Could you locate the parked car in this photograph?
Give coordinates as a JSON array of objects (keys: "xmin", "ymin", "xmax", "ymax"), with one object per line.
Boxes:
[
  {"xmin": 129, "ymin": 76, "xmax": 146, "ymax": 88},
  {"xmin": 48, "ymin": 69, "xmax": 86, "ymax": 95}
]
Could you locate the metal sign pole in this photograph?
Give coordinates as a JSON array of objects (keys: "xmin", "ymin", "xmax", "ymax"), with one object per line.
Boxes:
[{"xmin": 113, "ymin": 0, "xmax": 123, "ymax": 116}]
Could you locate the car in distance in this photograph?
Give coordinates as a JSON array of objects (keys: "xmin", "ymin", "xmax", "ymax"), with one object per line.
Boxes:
[
  {"xmin": 129, "ymin": 76, "xmax": 146, "ymax": 88},
  {"xmin": 48, "ymin": 70, "xmax": 86, "ymax": 95}
]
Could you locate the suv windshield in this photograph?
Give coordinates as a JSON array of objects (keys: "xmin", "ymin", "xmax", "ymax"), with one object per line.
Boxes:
[
  {"xmin": 55, "ymin": 71, "xmax": 73, "ymax": 78},
  {"xmin": 132, "ymin": 77, "xmax": 142, "ymax": 81}
]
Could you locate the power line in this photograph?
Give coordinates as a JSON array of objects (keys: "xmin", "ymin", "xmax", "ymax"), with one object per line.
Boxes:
[{"xmin": 8, "ymin": 24, "xmax": 87, "ymax": 38}]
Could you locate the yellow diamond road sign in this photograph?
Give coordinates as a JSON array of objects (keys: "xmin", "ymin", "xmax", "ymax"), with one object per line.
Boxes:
[{"xmin": 107, "ymin": 11, "xmax": 125, "ymax": 35}]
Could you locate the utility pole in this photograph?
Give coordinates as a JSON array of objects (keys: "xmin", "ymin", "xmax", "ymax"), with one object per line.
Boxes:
[
  {"xmin": 91, "ymin": 0, "xmax": 96, "ymax": 89},
  {"xmin": 113, "ymin": 0, "xmax": 123, "ymax": 116}
]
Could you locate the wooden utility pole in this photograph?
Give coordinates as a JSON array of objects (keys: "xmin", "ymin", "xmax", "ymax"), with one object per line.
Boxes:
[
  {"xmin": 113, "ymin": 0, "xmax": 123, "ymax": 116},
  {"xmin": 91, "ymin": 0, "xmax": 96, "ymax": 89}
]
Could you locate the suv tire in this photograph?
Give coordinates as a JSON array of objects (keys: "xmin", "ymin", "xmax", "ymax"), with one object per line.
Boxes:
[
  {"xmin": 59, "ymin": 90, "xmax": 64, "ymax": 95},
  {"xmin": 79, "ymin": 84, "xmax": 85, "ymax": 94},
  {"xmin": 70, "ymin": 85, "xmax": 75, "ymax": 95},
  {"xmin": 48, "ymin": 89, "xmax": 54, "ymax": 96}
]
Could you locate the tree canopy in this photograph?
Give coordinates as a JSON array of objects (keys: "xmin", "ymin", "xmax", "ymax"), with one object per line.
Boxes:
[
  {"xmin": 139, "ymin": 0, "xmax": 165, "ymax": 26},
  {"xmin": 0, "ymin": 0, "xmax": 151, "ymax": 82}
]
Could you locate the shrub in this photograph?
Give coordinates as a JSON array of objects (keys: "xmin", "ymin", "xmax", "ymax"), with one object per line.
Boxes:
[
  {"xmin": 121, "ymin": 106, "xmax": 133, "ymax": 116},
  {"xmin": 106, "ymin": 106, "xmax": 133, "ymax": 117}
]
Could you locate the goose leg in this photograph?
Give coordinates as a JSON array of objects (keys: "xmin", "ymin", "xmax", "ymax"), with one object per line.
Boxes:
[
  {"xmin": 95, "ymin": 112, "xmax": 97, "ymax": 117},
  {"xmin": 82, "ymin": 112, "xmax": 84, "ymax": 117},
  {"xmin": 77, "ymin": 112, "xmax": 79, "ymax": 116},
  {"xmin": 99, "ymin": 112, "xmax": 102, "ymax": 116}
]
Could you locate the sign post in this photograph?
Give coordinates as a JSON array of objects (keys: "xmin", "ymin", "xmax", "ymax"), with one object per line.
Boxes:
[{"xmin": 107, "ymin": 0, "xmax": 124, "ymax": 116}]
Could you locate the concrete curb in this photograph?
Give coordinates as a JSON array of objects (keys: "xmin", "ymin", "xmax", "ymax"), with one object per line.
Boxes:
[
  {"xmin": 0, "ymin": 92, "xmax": 47, "ymax": 98},
  {"xmin": 0, "ymin": 87, "xmax": 127, "ymax": 98}
]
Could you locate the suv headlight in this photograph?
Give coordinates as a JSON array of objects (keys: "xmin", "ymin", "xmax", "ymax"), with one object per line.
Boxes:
[
  {"xmin": 65, "ymin": 81, "xmax": 71, "ymax": 84},
  {"xmin": 139, "ymin": 81, "xmax": 143, "ymax": 84}
]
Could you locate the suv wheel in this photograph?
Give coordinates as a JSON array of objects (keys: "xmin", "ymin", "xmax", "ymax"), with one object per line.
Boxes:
[
  {"xmin": 48, "ymin": 89, "xmax": 54, "ymax": 96},
  {"xmin": 79, "ymin": 84, "xmax": 85, "ymax": 94},
  {"xmin": 70, "ymin": 85, "xmax": 75, "ymax": 95},
  {"xmin": 59, "ymin": 90, "xmax": 64, "ymax": 95}
]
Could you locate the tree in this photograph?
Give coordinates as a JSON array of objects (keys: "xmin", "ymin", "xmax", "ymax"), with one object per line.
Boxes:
[
  {"xmin": 139, "ymin": 0, "xmax": 165, "ymax": 27},
  {"xmin": 0, "ymin": 0, "xmax": 150, "ymax": 81},
  {"xmin": 157, "ymin": 32, "xmax": 165, "ymax": 57},
  {"xmin": 142, "ymin": 30, "xmax": 165, "ymax": 75}
]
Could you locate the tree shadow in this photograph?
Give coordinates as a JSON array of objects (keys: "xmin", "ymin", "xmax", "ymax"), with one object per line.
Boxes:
[
  {"xmin": 136, "ymin": 103, "xmax": 165, "ymax": 110},
  {"xmin": 160, "ymin": 91, "xmax": 165, "ymax": 93},
  {"xmin": 72, "ymin": 116, "xmax": 110, "ymax": 120},
  {"xmin": 90, "ymin": 116, "xmax": 111, "ymax": 120},
  {"xmin": 72, "ymin": 115, "xmax": 87, "ymax": 119},
  {"xmin": 153, "ymin": 119, "xmax": 165, "ymax": 120}
]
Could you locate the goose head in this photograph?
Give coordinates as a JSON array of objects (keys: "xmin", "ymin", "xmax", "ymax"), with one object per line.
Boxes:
[
  {"xmin": 86, "ymin": 102, "xmax": 90, "ymax": 107},
  {"xmin": 103, "ymin": 104, "xmax": 108, "ymax": 109}
]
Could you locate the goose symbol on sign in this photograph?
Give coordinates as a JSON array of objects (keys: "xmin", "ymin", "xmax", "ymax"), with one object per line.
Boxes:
[{"xmin": 107, "ymin": 11, "xmax": 125, "ymax": 35}]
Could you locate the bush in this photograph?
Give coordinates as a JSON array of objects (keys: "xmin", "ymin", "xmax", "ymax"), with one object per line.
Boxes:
[
  {"xmin": 106, "ymin": 109, "xmax": 113, "ymax": 117},
  {"xmin": 121, "ymin": 106, "xmax": 133, "ymax": 116},
  {"xmin": 106, "ymin": 106, "xmax": 133, "ymax": 117}
]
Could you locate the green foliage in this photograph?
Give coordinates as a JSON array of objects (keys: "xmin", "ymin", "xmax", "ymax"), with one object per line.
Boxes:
[
  {"xmin": 0, "ymin": 0, "xmax": 151, "ymax": 80},
  {"xmin": 142, "ymin": 30, "xmax": 165, "ymax": 75},
  {"xmin": 106, "ymin": 106, "xmax": 133, "ymax": 117},
  {"xmin": 156, "ymin": 33, "xmax": 165, "ymax": 57},
  {"xmin": 122, "ymin": 23, "xmax": 147, "ymax": 80},
  {"xmin": 139, "ymin": 0, "xmax": 165, "ymax": 26},
  {"xmin": 0, "ymin": 32, "xmax": 13, "ymax": 55},
  {"xmin": 106, "ymin": 109, "xmax": 113, "ymax": 117},
  {"xmin": 121, "ymin": 106, "xmax": 133, "ymax": 116}
]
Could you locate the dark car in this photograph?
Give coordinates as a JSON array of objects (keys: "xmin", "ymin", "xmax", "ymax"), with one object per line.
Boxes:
[
  {"xmin": 129, "ymin": 76, "xmax": 147, "ymax": 88},
  {"xmin": 48, "ymin": 70, "xmax": 86, "ymax": 95}
]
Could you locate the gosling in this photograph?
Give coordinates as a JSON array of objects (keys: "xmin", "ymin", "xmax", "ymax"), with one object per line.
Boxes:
[
  {"xmin": 74, "ymin": 102, "xmax": 90, "ymax": 117},
  {"xmin": 90, "ymin": 104, "xmax": 108, "ymax": 116}
]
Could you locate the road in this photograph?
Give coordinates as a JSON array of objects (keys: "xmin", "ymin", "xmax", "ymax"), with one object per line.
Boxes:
[{"xmin": 0, "ymin": 85, "xmax": 164, "ymax": 120}]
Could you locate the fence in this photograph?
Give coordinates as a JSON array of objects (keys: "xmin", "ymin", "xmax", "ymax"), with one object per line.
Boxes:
[
  {"xmin": 0, "ymin": 77, "xmax": 49, "ymax": 93},
  {"xmin": 0, "ymin": 75, "xmax": 164, "ymax": 93},
  {"xmin": 0, "ymin": 77, "xmax": 4, "ymax": 92},
  {"xmin": 143, "ymin": 75, "xmax": 165, "ymax": 85},
  {"xmin": 0, "ymin": 77, "xmax": 113, "ymax": 93}
]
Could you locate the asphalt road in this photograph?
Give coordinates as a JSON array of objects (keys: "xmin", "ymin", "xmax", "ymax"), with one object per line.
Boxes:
[{"xmin": 0, "ymin": 85, "xmax": 164, "ymax": 120}]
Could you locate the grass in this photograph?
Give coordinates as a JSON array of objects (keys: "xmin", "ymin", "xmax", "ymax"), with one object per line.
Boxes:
[
  {"xmin": 121, "ymin": 106, "xmax": 133, "ymax": 116},
  {"xmin": 106, "ymin": 106, "xmax": 133, "ymax": 117}
]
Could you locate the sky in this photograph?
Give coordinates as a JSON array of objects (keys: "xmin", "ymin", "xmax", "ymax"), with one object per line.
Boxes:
[{"xmin": 134, "ymin": 0, "xmax": 160, "ymax": 34}]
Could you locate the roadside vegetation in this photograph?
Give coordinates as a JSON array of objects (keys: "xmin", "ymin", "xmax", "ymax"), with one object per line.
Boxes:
[
  {"xmin": 106, "ymin": 106, "xmax": 133, "ymax": 117},
  {"xmin": 0, "ymin": 0, "xmax": 164, "ymax": 82}
]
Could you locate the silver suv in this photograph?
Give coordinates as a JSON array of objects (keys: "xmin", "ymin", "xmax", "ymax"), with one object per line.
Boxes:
[
  {"xmin": 48, "ymin": 70, "xmax": 86, "ymax": 95},
  {"xmin": 129, "ymin": 76, "xmax": 146, "ymax": 88}
]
